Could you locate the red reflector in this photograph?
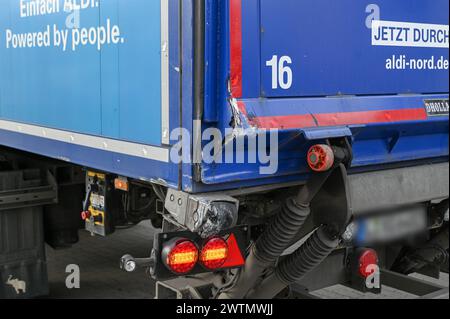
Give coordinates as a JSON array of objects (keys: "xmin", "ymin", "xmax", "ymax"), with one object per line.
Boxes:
[
  {"xmin": 221, "ymin": 234, "xmax": 245, "ymax": 269},
  {"xmin": 307, "ymin": 144, "xmax": 334, "ymax": 172},
  {"xmin": 164, "ymin": 239, "xmax": 198, "ymax": 274},
  {"xmin": 359, "ymin": 249, "xmax": 379, "ymax": 278},
  {"xmin": 81, "ymin": 211, "xmax": 91, "ymax": 221},
  {"xmin": 200, "ymin": 237, "xmax": 229, "ymax": 270}
]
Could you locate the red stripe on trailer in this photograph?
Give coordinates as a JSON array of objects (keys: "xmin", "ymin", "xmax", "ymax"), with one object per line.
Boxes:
[
  {"xmin": 251, "ymin": 114, "xmax": 317, "ymax": 129},
  {"xmin": 314, "ymin": 108, "xmax": 428, "ymax": 127},
  {"xmin": 240, "ymin": 106, "xmax": 428, "ymax": 129},
  {"xmin": 230, "ymin": 0, "xmax": 243, "ymax": 98}
]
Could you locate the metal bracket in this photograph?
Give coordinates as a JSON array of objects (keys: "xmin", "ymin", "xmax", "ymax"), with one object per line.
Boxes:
[
  {"xmin": 164, "ymin": 189, "xmax": 239, "ymax": 238},
  {"xmin": 0, "ymin": 170, "xmax": 57, "ymax": 211},
  {"xmin": 156, "ymin": 277, "xmax": 213, "ymax": 299}
]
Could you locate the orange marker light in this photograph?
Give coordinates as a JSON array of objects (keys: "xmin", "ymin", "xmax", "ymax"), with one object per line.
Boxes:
[{"xmin": 114, "ymin": 178, "xmax": 129, "ymax": 192}]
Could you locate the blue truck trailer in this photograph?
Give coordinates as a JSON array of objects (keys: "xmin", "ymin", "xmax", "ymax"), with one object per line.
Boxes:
[{"xmin": 0, "ymin": 0, "xmax": 449, "ymax": 299}]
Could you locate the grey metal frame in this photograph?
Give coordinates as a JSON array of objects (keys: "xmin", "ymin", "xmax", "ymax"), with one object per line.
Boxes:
[{"xmin": 349, "ymin": 162, "xmax": 449, "ymax": 215}]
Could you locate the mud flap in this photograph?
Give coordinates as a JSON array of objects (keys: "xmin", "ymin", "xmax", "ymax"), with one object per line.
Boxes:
[{"xmin": 311, "ymin": 163, "xmax": 352, "ymax": 236}]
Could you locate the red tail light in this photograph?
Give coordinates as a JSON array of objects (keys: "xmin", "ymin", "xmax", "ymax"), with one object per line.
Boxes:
[
  {"xmin": 358, "ymin": 249, "xmax": 379, "ymax": 278},
  {"xmin": 307, "ymin": 144, "xmax": 334, "ymax": 172},
  {"xmin": 200, "ymin": 237, "xmax": 229, "ymax": 270},
  {"xmin": 163, "ymin": 239, "xmax": 198, "ymax": 274}
]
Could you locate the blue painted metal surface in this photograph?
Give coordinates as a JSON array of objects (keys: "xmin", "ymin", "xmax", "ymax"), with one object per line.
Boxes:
[
  {"xmin": 0, "ymin": 0, "xmax": 180, "ymax": 188},
  {"xmin": 258, "ymin": 0, "xmax": 449, "ymax": 97},
  {"xmin": 199, "ymin": 0, "xmax": 449, "ymax": 189},
  {"xmin": 0, "ymin": 0, "xmax": 163, "ymax": 145},
  {"xmin": 0, "ymin": 128, "xmax": 177, "ymax": 188},
  {"xmin": 0, "ymin": 0, "xmax": 449, "ymax": 194}
]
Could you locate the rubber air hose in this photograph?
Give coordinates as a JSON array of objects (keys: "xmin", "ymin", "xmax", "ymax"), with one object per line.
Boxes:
[{"xmin": 248, "ymin": 225, "xmax": 339, "ymax": 299}]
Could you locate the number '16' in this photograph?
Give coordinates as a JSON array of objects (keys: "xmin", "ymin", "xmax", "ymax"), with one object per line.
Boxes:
[{"xmin": 266, "ymin": 55, "xmax": 293, "ymax": 90}]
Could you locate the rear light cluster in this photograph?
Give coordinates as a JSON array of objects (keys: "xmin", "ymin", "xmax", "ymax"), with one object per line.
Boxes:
[{"xmin": 162, "ymin": 235, "xmax": 243, "ymax": 275}]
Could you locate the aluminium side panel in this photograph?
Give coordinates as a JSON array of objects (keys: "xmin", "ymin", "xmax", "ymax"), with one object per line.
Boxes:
[{"xmin": 0, "ymin": 0, "xmax": 183, "ymax": 188}]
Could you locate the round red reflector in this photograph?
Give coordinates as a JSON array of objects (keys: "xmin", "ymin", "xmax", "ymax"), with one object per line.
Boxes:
[
  {"xmin": 165, "ymin": 240, "xmax": 198, "ymax": 274},
  {"xmin": 200, "ymin": 237, "xmax": 229, "ymax": 270},
  {"xmin": 307, "ymin": 145, "xmax": 335, "ymax": 172},
  {"xmin": 359, "ymin": 249, "xmax": 379, "ymax": 278},
  {"xmin": 81, "ymin": 211, "xmax": 91, "ymax": 221}
]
